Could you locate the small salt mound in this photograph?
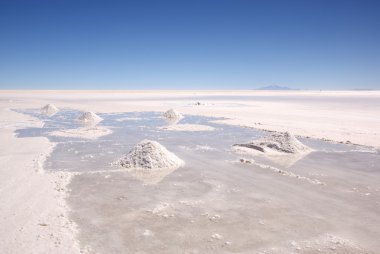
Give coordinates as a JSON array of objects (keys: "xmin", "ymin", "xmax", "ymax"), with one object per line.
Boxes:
[
  {"xmin": 163, "ymin": 109, "xmax": 183, "ymax": 120},
  {"xmin": 41, "ymin": 104, "xmax": 59, "ymax": 116},
  {"xmin": 77, "ymin": 112, "xmax": 103, "ymax": 123},
  {"xmin": 119, "ymin": 140, "xmax": 184, "ymax": 170},
  {"xmin": 234, "ymin": 132, "xmax": 310, "ymax": 154}
]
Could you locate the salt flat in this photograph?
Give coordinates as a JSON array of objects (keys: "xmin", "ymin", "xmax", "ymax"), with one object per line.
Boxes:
[
  {"xmin": 2, "ymin": 90, "xmax": 379, "ymax": 147},
  {"xmin": 0, "ymin": 90, "xmax": 379, "ymax": 253}
]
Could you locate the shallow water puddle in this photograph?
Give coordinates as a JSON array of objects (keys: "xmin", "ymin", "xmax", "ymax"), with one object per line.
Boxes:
[{"xmin": 14, "ymin": 109, "xmax": 380, "ymax": 253}]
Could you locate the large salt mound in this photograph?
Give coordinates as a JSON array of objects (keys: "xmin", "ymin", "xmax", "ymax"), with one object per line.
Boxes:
[
  {"xmin": 41, "ymin": 104, "xmax": 59, "ymax": 116},
  {"xmin": 163, "ymin": 109, "xmax": 183, "ymax": 120},
  {"xmin": 119, "ymin": 140, "xmax": 184, "ymax": 170},
  {"xmin": 234, "ymin": 132, "xmax": 310, "ymax": 154},
  {"xmin": 77, "ymin": 112, "xmax": 103, "ymax": 123}
]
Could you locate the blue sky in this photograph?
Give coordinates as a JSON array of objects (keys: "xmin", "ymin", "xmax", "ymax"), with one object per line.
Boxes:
[{"xmin": 0, "ymin": 0, "xmax": 379, "ymax": 89}]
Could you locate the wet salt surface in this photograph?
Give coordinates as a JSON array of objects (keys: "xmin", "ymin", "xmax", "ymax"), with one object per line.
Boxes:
[{"xmin": 14, "ymin": 109, "xmax": 380, "ymax": 253}]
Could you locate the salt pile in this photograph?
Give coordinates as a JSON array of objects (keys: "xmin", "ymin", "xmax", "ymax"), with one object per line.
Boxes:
[
  {"xmin": 77, "ymin": 112, "xmax": 103, "ymax": 124},
  {"xmin": 234, "ymin": 132, "xmax": 310, "ymax": 154},
  {"xmin": 119, "ymin": 140, "xmax": 184, "ymax": 170},
  {"xmin": 40, "ymin": 104, "xmax": 59, "ymax": 116},
  {"xmin": 163, "ymin": 109, "xmax": 183, "ymax": 120}
]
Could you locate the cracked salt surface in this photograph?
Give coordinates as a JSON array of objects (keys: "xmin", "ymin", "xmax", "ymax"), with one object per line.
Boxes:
[{"xmin": 13, "ymin": 109, "xmax": 380, "ymax": 253}]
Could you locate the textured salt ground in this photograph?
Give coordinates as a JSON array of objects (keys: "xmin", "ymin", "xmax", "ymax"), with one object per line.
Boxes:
[
  {"xmin": 58, "ymin": 113, "xmax": 380, "ymax": 253},
  {"xmin": 0, "ymin": 107, "xmax": 81, "ymax": 254},
  {"xmin": 2, "ymin": 90, "xmax": 380, "ymax": 147},
  {"xmin": 115, "ymin": 117, "xmax": 142, "ymax": 122},
  {"xmin": 2, "ymin": 91, "xmax": 380, "ymax": 254},
  {"xmin": 68, "ymin": 152, "xmax": 380, "ymax": 254},
  {"xmin": 159, "ymin": 123, "xmax": 215, "ymax": 131},
  {"xmin": 8, "ymin": 110, "xmax": 380, "ymax": 254},
  {"xmin": 49, "ymin": 126, "xmax": 112, "ymax": 139},
  {"xmin": 257, "ymin": 234, "xmax": 365, "ymax": 253}
]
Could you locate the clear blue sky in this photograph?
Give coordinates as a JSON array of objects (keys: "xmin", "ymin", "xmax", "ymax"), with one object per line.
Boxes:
[{"xmin": 0, "ymin": 0, "xmax": 379, "ymax": 89}]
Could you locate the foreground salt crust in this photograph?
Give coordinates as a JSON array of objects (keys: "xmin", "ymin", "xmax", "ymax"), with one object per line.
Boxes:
[
  {"xmin": 258, "ymin": 234, "xmax": 365, "ymax": 254},
  {"xmin": 77, "ymin": 112, "xmax": 102, "ymax": 124},
  {"xmin": 119, "ymin": 139, "xmax": 184, "ymax": 170},
  {"xmin": 41, "ymin": 104, "xmax": 59, "ymax": 116},
  {"xmin": 0, "ymin": 108, "xmax": 81, "ymax": 254}
]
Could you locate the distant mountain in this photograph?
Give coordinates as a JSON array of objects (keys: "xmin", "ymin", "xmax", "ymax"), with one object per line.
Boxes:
[
  {"xmin": 257, "ymin": 85, "xmax": 296, "ymax": 90},
  {"xmin": 352, "ymin": 88, "xmax": 377, "ymax": 91}
]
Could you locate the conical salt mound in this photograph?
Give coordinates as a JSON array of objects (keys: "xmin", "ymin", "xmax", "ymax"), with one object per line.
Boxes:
[
  {"xmin": 119, "ymin": 140, "xmax": 184, "ymax": 170},
  {"xmin": 234, "ymin": 132, "xmax": 310, "ymax": 154},
  {"xmin": 163, "ymin": 109, "xmax": 183, "ymax": 120},
  {"xmin": 41, "ymin": 104, "xmax": 59, "ymax": 116},
  {"xmin": 78, "ymin": 112, "xmax": 103, "ymax": 123}
]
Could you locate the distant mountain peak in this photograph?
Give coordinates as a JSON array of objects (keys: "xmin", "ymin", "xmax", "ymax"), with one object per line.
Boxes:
[{"xmin": 257, "ymin": 85, "xmax": 295, "ymax": 90}]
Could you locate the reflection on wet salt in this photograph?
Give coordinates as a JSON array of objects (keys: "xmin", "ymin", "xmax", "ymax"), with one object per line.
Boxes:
[
  {"xmin": 163, "ymin": 116, "xmax": 182, "ymax": 125},
  {"xmin": 126, "ymin": 167, "xmax": 179, "ymax": 185}
]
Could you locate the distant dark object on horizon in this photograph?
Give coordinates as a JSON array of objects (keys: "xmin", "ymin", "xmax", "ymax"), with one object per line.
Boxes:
[
  {"xmin": 352, "ymin": 88, "xmax": 377, "ymax": 91},
  {"xmin": 257, "ymin": 85, "xmax": 297, "ymax": 90}
]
